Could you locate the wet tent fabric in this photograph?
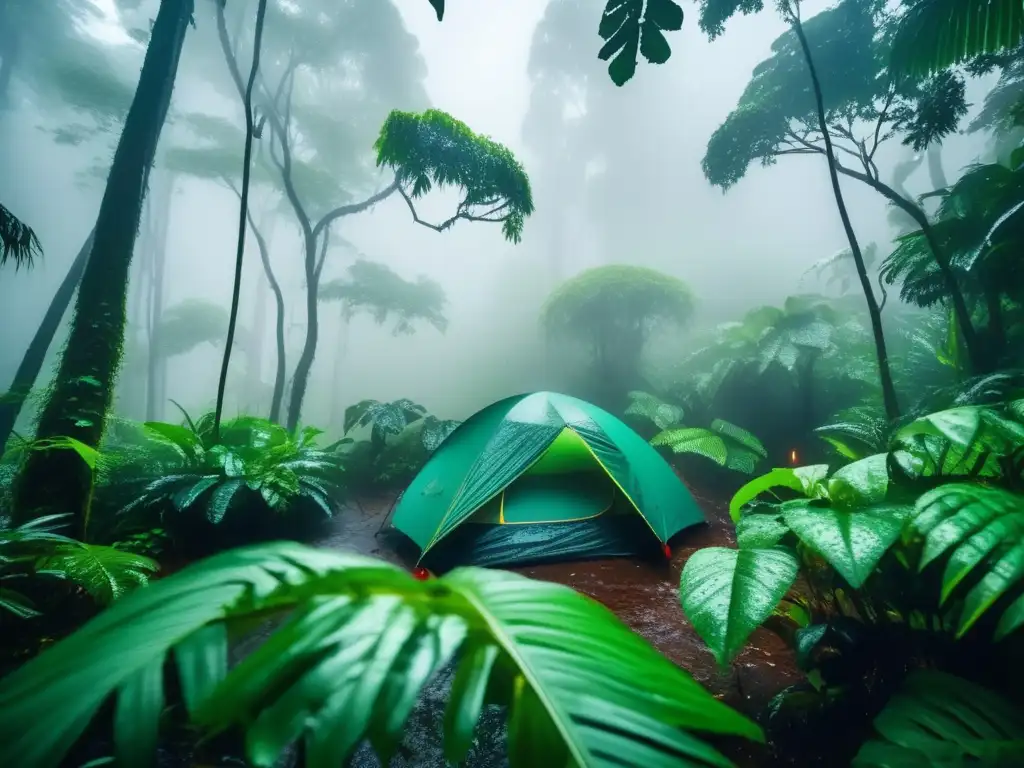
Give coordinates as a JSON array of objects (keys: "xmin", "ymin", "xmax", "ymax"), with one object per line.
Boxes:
[{"xmin": 390, "ymin": 391, "xmax": 705, "ymax": 568}]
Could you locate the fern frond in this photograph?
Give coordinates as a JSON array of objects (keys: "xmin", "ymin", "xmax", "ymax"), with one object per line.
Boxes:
[
  {"xmin": 0, "ymin": 202, "xmax": 43, "ymax": 271},
  {"xmin": 37, "ymin": 543, "xmax": 158, "ymax": 605},
  {"xmin": 854, "ymin": 670, "xmax": 1024, "ymax": 766},
  {"xmin": 910, "ymin": 484, "xmax": 1024, "ymax": 639},
  {"xmin": 624, "ymin": 391, "xmax": 685, "ymax": 429}
]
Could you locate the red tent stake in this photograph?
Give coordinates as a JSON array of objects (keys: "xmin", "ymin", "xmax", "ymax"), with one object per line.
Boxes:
[
  {"xmin": 412, "ymin": 566, "xmax": 431, "ymax": 581},
  {"xmin": 662, "ymin": 543, "xmax": 672, "ymax": 559}
]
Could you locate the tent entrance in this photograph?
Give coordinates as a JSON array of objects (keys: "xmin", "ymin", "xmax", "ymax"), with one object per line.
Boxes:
[{"xmin": 465, "ymin": 426, "xmax": 621, "ymax": 526}]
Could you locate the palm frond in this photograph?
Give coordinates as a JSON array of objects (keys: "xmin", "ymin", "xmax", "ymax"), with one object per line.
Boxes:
[
  {"xmin": 853, "ymin": 670, "xmax": 1024, "ymax": 765},
  {"xmin": 0, "ymin": 202, "xmax": 43, "ymax": 271},
  {"xmin": 909, "ymin": 483, "xmax": 1024, "ymax": 639},
  {"xmin": 36, "ymin": 543, "xmax": 158, "ymax": 605},
  {"xmin": 890, "ymin": 0, "xmax": 1024, "ymax": 80},
  {"xmin": 0, "ymin": 542, "xmax": 761, "ymax": 767}
]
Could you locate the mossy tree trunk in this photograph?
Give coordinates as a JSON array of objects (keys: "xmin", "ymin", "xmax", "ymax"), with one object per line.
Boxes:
[
  {"xmin": 13, "ymin": 0, "xmax": 192, "ymax": 534},
  {"xmin": 0, "ymin": 229, "xmax": 94, "ymax": 452}
]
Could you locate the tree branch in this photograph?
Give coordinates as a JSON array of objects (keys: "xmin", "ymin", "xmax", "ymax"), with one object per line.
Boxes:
[
  {"xmin": 868, "ymin": 88, "xmax": 897, "ymax": 163},
  {"xmin": 261, "ymin": 62, "xmax": 312, "ymax": 245},
  {"xmin": 396, "ymin": 184, "xmax": 514, "ymax": 234},
  {"xmin": 310, "ymin": 179, "xmax": 400, "ymax": 242}
]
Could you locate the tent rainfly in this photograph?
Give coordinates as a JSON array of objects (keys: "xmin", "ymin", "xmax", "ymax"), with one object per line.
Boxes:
[{"xmin": 388, "ymin": 391, "xmax": 705, "ymax": 570}]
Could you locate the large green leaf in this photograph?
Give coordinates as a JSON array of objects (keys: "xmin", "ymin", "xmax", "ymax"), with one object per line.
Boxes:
[
  {"xmin": 911, "ymin": 483, "xmax": 1024, "ymax": 639},
  {"xmin": 598, "ymin": 0, "xmax": 685, "ymax": 86},
  {"xmin": 853, "ymin": 670, "xmax": 1024, "ymax": 766},
  {"xmin": 782, "ymin": 503, "xmax": 912, "ymax": 588},
  {"xmin": 890, "ymin": 0, "xmax": 1024, "ymax": 80},
  {"xmin": 652, "ymin": 427, "xmax": 729, "ymax": 465},
  {"xmin": 729, "ymin": 465, "xmax": 829, "ymax": 522},
  {"xmin": 0, "ymin": 543, "xmax": 761, "ymax": 767},
  {"xmin": 679, "ymin": 546, "xmax": 800, "ymax": 666},
  {"xmin": 711, "ymin": 419, "xmax": 767, "ymax": 458},
  {"xmin": 735, "ymin": 509, "xmax": 790, "ymax": 549},
  {"xmin": 826, "ymin": 453, "xmax": 890, "ymax": 507},
  {"xmin": 625, "ymin": 390, "xmax": 685, "ymax": 430}
]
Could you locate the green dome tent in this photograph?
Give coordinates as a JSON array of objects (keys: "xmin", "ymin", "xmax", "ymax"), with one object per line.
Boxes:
[{"xmin": 388, "ymin": 391, "xmax": 705, "ymax": 570}]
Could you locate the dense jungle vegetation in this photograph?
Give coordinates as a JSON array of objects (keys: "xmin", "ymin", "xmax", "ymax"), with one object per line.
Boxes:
[{"xmin": 1, "ymin": 0, "xmax": 1024, "ymax": 766}]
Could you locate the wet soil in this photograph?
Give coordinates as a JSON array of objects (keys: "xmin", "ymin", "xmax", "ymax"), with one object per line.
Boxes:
[{"xmin": 313, "ymin": 484, "xmax": 803, "ymax": 767}]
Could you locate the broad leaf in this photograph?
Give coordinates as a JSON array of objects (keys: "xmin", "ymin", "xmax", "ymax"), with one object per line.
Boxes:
[
  {"xmin": 729, "ymin": 464, "xmax": 829, "ymax": 522},
  {"xmin": 826, "ymin": 453, "xmax": 889, "ymax": 507},
  {"xmin": 625, "ymin": 390, "xmax": 685, "ymax": 430},
  {"xmin": 736, "ymin": 510, "xmax": 790, "ymax": 549},
  {"xmin": 0, "ymin": 543, "xmax": 761, "ymax": 767},
  {"xmin": 598, "ymin": 0, "xmax": 685, "ymax": 86},
  {"xmin": 853, "ymin": 670, "xmax": 1024, "ymax": 766},
  {"xmin": 680, "ymin": 546, "xmax": 800, "ymax": 666},
  {"xmin": 426, "ymin": 0, "xmax": 444, "ymax": 22},
  {"xmin": 782, "ymin": 503, "xmax": 911, "ymax": 588}
]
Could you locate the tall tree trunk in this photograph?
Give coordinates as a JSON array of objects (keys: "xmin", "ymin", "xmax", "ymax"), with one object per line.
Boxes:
[
  {"xmin": 833, "ymin": 163, "xmax": 984, "ymax": 372},
  {"xmin": 329, "ymin": 308, "xmax": 350, "ymax": 430},
  {"xmin": 248, "ymin": 259, "xmax": 268, "ymax": 408},
  {"xmin": 927, "ymin": 144, "xmax": 949, "ymax": 191},
  {"xmin": 790, "ymin": 7, "xmax": 900, "ymax": 420},
  {"xmin": 145, "ymin": 170, "xmax": 172, "ymax": 421},
  {"xmin": 245, "ymin": 207, "xmax": 286, "ymax": 422},
  {"xmin": 14, "ymin": 0, "xmax": 192, "ymax": 534},
  {"xmin": 286, "ymin": 230, "xmax": 320, "ymax": 431},
  {"xmin": 0, "ymin": 229, "xmax": 94, "ymax": 450},
  {"xmin": 982, "ymin": 280, "xmax": 1006, "ymax": 364},
  {"xmin": 213, "ymin": 0, "xmax": 268, "ymax": 438}
]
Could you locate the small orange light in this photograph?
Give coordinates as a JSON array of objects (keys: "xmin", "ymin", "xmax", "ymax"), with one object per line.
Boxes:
[{"xmin": 790, "ymin": 450, "xmax": 798, "ymax": 465}]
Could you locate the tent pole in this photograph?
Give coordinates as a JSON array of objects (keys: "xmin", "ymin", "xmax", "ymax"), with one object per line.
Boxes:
[{"xmin": 375, "ymin": 490, "xmax": 403, "ymax": 536}]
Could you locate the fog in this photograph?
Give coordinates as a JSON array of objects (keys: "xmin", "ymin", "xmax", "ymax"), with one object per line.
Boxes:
[{"xmin": 0, "ymin": 0, "xmax": 999, "ymax": 435}]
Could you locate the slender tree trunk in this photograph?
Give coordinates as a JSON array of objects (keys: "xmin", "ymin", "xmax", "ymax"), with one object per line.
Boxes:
[
  {"xmin": 286, "ymin": 230, "xmax": 319, "ymax": 431},
  {"xmin": 834, "ymin": 163, "xmax": 984, "ymax": 372},
  {"xmin": 14, "ymin": 0, "xmax": 192, "ymax": 534},
  {"xmin": 0, "ymin": 230, "xmax": 94, "ymax": 451},
  {"xmin": 244, "ymin": 207, "xmax": 286, "ymax": 422},
  {"xmin": 248, "ymin": 260, "xmax": 267, "ymax": 408},
  {"xmin": 213, "ymin": 0, "xmax": 268, "ymax": 438},
  {"xmin": 982, "ymin": 280, "xmax": 1006, "ymax": 363},
  {"xmin": 146, "ymin": 171, "xmax": 172, "ymax": 421},
  {"xmin": 329, "ymin": 308, "xmax": 350, "ymax": 430},
  {"xmin": 790, "ymin": 7, "xmax": 900, "ymax": 420},
  {"xmin": 926, "ymin": 144, "xmax": 948, "ymax": 191}
]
